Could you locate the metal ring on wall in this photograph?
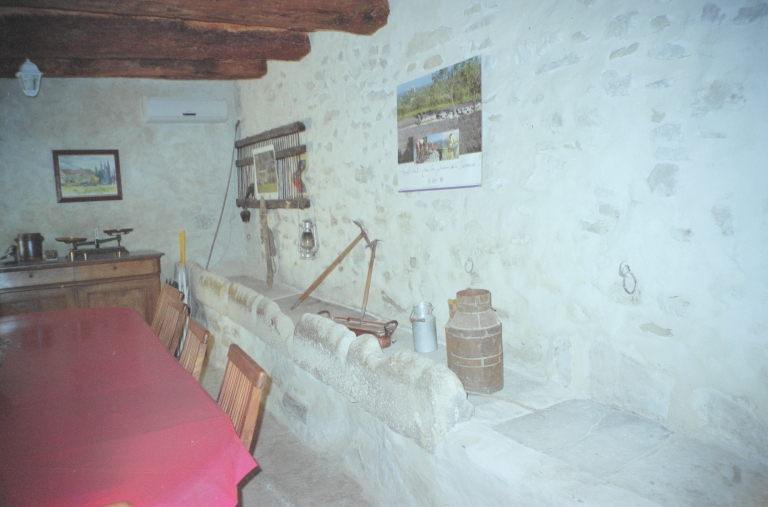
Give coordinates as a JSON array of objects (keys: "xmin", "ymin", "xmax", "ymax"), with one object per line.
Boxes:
[{"xmin": 618, "ymin": 262, "xmax": 637, "ymax": 294}]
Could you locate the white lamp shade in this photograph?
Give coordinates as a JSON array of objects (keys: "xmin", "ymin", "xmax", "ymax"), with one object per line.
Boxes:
[{"xmin": 16, "ymin": 59, "xmax": 43, "ymax": 97}]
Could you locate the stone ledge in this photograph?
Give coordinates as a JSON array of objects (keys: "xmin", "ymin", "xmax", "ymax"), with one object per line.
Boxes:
[
  {"xmin": 294, "ymin": 314, "xmax": 473, "ymax": 451},
  {"xmin": 190, "ymin": 263, "xmax": 295, "ymax": 357},
  {"xmin": 189, "ymin": 263, "xmax": 472, "ymax": 451}
]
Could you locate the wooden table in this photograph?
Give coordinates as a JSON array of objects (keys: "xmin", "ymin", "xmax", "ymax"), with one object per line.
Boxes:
[{"xmin": 0, "ymin": 307, "xmax": 256, "ymax": 507}]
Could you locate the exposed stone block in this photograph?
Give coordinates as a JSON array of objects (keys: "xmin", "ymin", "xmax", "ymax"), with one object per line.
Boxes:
[
  {"xmin": 190, "ymin": 265, "xmax": 472, "ymax": 451},
  {"xmin": 189, "ymin": 263, "xmax": 294, "ymax": 356},
  {"xmin": 189, "ymin": 263, "xmax": 232, "ymax": 315},
  {"xmin": 294, "ymin": 313, "xmax": 473, "ymax": 451},
  {"xmin": 225, "ymin": 282, "xmax": 264, "ymax": 329}
]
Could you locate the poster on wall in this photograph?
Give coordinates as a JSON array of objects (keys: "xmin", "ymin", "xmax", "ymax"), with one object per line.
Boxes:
[
  {"xmin": 396, "ymin": 56, "xmax": 482, "ymax": 192},
  {"xmin": 253, "ymin": 145, "xmax": 279, "ymax": 199}
]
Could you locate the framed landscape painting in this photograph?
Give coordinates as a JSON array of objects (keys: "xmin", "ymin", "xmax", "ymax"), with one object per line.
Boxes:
[{"xmin": 53, "ymin": 150, "xmax": 123, "ymax": 203}]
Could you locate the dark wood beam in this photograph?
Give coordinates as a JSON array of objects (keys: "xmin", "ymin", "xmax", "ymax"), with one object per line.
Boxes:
[
  {"xmin": 0, "ymin": 10, "xmax": 310, "ymax": 61},
  {"xmin": 0, "ymin": 0, "xmax": 389, "ymax": 35},
  {"xmin": 0, "ymin": 56, "xmax": 267, "ymax": 79}
]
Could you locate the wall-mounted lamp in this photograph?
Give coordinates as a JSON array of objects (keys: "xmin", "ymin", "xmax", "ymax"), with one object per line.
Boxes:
[
  {"xmin": 298, "ymin": 219, "xmax": 318, "ymax": 259},
  {"xmin": 240, "ymin": 183, "xmax": 255, "ymax": 223},
  {"xmin": 16, "ymin": 59, "xmax": 43, "ymax": 97}
]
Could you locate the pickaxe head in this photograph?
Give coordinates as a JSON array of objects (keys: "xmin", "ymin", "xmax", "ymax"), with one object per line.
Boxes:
[
  {"xmin": 352, "ymin": 220, "xmax": 371, "ymax": 246},
  {"xmin": 366, "ymin": 239, "xmax": 382, "ymax": 249}
]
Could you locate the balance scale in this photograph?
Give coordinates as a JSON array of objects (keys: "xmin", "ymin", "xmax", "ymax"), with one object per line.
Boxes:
[{"xmin": 56, "ymin": 228, "xmax": 133, "ymax": 261}]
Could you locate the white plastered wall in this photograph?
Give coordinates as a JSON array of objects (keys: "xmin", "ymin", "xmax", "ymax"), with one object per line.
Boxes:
[
  {"xmin": 0, "ymin": 78, "xmax": 248, "ymax": 283},
  {"xmin": 234, "ymin": 0, "xmax": 768, "ymax": 456}
]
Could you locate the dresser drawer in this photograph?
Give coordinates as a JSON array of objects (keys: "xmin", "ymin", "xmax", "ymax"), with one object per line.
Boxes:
[
  {"xmin": 74, "ymin": 259, "xmax": 159, "ymax": 282},
  {"xmin": 0, "ymin": 266, "xmax": 75, "ymax": 289}
]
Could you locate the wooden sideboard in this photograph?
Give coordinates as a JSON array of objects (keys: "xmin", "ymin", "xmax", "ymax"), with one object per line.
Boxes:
[{"xmin": 0, "ymin": 250, "xmax": 163, "ymax": 324}]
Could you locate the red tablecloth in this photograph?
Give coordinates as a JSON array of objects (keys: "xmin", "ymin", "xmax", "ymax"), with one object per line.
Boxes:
[{"xmin": 0, "ymin": 307, "xmax": 257, "ymax": 507}]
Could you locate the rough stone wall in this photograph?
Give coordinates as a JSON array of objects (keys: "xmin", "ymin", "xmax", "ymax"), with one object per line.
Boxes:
[
  {"xmin": 234, "ymin": 0, "xmax": 768, "ymax": 456},
  {"xmin": 189, "ymin": 263, "xmax": 473, "ymax": 451}
]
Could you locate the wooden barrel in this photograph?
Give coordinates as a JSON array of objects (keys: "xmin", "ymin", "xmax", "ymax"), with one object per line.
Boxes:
[{"xmin": 445, "ymin": 288, "xmax": 503, "ymax": 394}]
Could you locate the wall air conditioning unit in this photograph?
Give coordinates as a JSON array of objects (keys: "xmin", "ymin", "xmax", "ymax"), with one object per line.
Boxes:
[{"xmin": 144, "ymin": 98, "xmax": 228, "ymax": 123}]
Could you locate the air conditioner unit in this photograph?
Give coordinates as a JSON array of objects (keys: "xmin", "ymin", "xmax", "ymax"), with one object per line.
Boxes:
[{"xmin": 145, "ymin": 98, "xmax": 228, "ymax": 123}]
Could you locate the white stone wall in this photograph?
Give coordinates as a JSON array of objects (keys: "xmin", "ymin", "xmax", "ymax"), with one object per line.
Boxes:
[
  {"xmin": 235, "ymin": 0, "xmax": 768, "ymax": 454},
  {"xmin": 0, "ymin": 78, "xmax": 250, "ymax": 282}
]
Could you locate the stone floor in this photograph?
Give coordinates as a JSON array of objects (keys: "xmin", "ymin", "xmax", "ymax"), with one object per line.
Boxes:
[
  {"xmin": 492, "ymin": 397, "xmax": 768, "ymax": 507},
  {"xmin": 213, "ymin": 276, "xmax": 768, "ymax": 507},
  {"xmin": 201, "ymin": 365, "xmax": 381, "ymax": 507}
]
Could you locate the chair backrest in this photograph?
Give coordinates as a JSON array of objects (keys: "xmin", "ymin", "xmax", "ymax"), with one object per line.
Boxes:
[
  {"xmin": 150, "ymin": 283, "xmax": 184, "ymax": 334},
  {"xmin": 217, "ymin": 344, "xmax": 268, "ymax": 451},
  {"xmin": 152, "ymin": 296, "xmax": 188, "ymax": 355},
  {"xmin": 161, "ymin": 282, "xmax": 185, "ymax": 301},
  {"xmin": 179, "ymin": 318, "xmax": 209, "ymax": 381}
]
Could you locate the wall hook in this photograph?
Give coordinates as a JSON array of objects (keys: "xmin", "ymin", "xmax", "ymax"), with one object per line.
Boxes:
[{"xmin": 619, "ymin": 262, "xmax": 637, "ymax": 294}]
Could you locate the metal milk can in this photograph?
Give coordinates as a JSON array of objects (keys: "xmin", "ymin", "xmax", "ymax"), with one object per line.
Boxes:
[
  {"xmin": 410, "ymin": 302, "xmax": 438, "ymax": 353},
  {"xmin": 445, "ymin": 288, "xmax": 503, "ymax": 393}
]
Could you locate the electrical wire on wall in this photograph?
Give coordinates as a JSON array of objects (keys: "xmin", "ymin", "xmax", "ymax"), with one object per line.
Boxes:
[{"xmin": 206, "ymin": 120, "xmax": 241, "ymax": 270}]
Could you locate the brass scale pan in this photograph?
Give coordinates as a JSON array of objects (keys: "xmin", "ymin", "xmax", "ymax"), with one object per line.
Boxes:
[{"xmin": 56, "ymin": 229, "xmax": 133, "ymax": 245}]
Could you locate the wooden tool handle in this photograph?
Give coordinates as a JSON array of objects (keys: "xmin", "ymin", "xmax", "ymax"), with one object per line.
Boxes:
[
  {"xmin": 260, "ymin": 197, "xmax": 274, "ymax": 288},
  {"xmin": 290, "ymin": 232, "xmax": 365, "ymax": 310},
  {"xmin": 360, "ymin": 243, "xmax": 377, "ymax": 318}
]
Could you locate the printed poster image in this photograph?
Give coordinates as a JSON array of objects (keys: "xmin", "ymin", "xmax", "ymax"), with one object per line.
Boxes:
[
  {"xmin": 253, "ymin": 145, "xmax": 279, "ymax": 199},
  {"xmin": 396, "ymin": 55, "xmax": 482, "ymax": 192}
]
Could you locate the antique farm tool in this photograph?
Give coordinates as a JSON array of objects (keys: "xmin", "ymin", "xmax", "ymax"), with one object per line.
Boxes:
[
  {"xmin": 317, "ymin": 311, "xmax": 397, "ymax": 349},
  {"xmin": 290, "ymin": 220, "xmax": 369, "ymax": 311},
  {"xmin": 360, "ymin": 239, "xmax": 381, "ymax": 319},
  {"xmin": 260, "ymin": 197, "xmax": 274, "ymax": 288}
]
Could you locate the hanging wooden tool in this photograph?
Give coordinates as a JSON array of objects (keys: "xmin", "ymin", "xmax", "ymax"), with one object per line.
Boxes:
[
  {"xmin": 259, "ymin": 197, "xmax": 274, "ymax": 287},
  {"xmin": 290, "ymin": 220, "xmax": 369, "ymax": 311}
]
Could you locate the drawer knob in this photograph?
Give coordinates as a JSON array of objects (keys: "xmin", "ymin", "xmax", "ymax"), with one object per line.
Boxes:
[
  {"xmin": 112, "ymin": 266, "xmax": 117, "ymax": 270},
  {"xmin": 28, "ymin": 272, "xmax": 34, "ymax": 278}
]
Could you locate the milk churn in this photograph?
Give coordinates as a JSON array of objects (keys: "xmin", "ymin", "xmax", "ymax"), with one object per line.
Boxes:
[
  {"xmin": 410, "ymin": 302, "xmax": 438, "ymax": 353},
  {"xmin": 445, "ymin": 288, "xmax": 503, "ymax": 393}
]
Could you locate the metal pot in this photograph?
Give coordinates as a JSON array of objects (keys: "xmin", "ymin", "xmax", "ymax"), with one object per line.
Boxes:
[{"xmin": 15, "ymin": 233, "xmax": 44, "ymax": 262}]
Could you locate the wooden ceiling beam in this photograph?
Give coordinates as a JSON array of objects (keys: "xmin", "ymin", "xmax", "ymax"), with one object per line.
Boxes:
[
  {"xmin": 0, "ymin": 0, "xmax": 389, "ymax": 35},
  {"xmin": 0, "ymin": 57, "xmax": 268, "ymax": 79},
  {"xmin": 0, "ymin": 11, "xmax": 311, "ymax": 61}
]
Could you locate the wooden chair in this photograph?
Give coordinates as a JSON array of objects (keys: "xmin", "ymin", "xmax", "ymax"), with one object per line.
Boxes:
[
  {"xmin": 152, "ymin": 296, "xmax": 188, "ymax": 355},
  {"xmin": 103, "ymin": 503, "xmax": 134, "ymax": 507},
  {"xmin": 217, "ymin": 344, "xmax": 268, "ymax": 451},
  {"xmin": 179, "ymin": 318, "xmax": 209, "ymax": 381},
  {"xmin": 150, "ymin": 283, "xmax": 184, "ymax": 334},
  {"xmin": 161, "ymin": 282, "xmax": 184, "ymax": 301}
]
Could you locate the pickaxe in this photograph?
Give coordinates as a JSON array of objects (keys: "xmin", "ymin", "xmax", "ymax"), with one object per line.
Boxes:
[
  {"xmin": 360, "ymin": 239, "xmax": 381, "ymax": 319},
  {"xmin": 290, "ymin": 220, "xmax": 370, "ymax": 311}
]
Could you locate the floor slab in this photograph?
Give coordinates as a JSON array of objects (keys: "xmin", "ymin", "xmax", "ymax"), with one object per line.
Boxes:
[{"xmin": 495, "ymin": 399, "xmax": 768, "ymax": 507}]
